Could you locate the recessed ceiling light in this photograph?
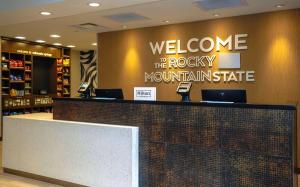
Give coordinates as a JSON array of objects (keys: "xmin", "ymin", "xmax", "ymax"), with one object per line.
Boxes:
[
  {"xmin": 92, "ymin": 43, "xmax": 97, "ymax": 46},
  {"xmin": 213, "ymin": 13, "xmax": 220, "ymax": 17},
  {"xmin": 15, "ymin": 36, "xmax": 26, "ymax": 40},
  {"xmin": 67, "ymin": 45, "xmax": 76, "ymax": 48},
  {"xmin": 50, "ymin": 34, "xmax": 61, "ymax": 38},
  {"xmin": 36, "ymin": 40, "xmax": 46, "ymax": 43},
  {"xmin": 40, "ymin": 11, "xmax": 52, "ymax": 16},
  {"xmin": 164, "ymin": 20, "xmax": 169, "ymax": 23},
  {"xmin": 88, "ymin": 2, "xmax": 100, "ymax": 7},
  {"xmin": 53, "ymin": 43, "xmax": 62, "ymax": 46},
  {"xmin": 122, "ymin": 25, "xmax": 127, "ymax": 29},
  {"xmin": 275, "ymin": 4, "xmax": 285, "ymax": 8}
]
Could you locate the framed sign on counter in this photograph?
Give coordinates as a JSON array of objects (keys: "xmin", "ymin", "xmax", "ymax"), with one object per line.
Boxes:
[{"xmin": 134, "ymin": 87, "xmax": 156, "ymax": 101}]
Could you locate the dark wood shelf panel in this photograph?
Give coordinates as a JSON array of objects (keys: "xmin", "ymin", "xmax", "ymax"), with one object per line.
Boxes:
[
  {"xmin": 3, "ymin": 95, "xmax": 28, "ymax": 99},
  {"xmin": 10, "ymin": 80, "xmax": 25, "ymax": 83},
  {"xmin": 10, "ymin": 67, "xmax": 25, "ymax": 70},
  {"xmin": 2, "ymin": 104, "xmax": 53, "ymax": 110},
  {"xmin": 32, "ymin": 104, "xmax": 53, "ymax": 108},
  {"xmin": 2, "ymin": 106, "xmax": 32, "ymax": 110},
  {"xmin": 2, "ymin": 69, "xmax": 9, "ymax": 72},
  {"xmin": 2, "ymin": 78, "xmax": 9, "ymax": 80}
]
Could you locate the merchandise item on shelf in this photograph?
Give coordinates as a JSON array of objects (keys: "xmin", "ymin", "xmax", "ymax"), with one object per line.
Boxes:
[
  {"xmin": 9, "ymin": 60, "xmax": 24, "ymax": 68},
  {"xmin": 9, "ymin": 89, "xmax": 25, "ymax": 97},
  {"xmin": 57, "ymin": 59, "xmax": 63, "ymax": 66},
  {"xmin": 63, "ymin": 58, "xmax": 70, "ymax": 66}
]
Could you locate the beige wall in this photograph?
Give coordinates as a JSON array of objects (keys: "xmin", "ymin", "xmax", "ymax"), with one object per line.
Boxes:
[
  {"xmin": 0, "ymin": 38, "xmax": 2, "ymax": 138},
  {"xmin": 98, "ymin": 9, "xmax": 300, "ymax": 166},
  {"xmin": 98, "ymin": 9, "xmax": 300, "ymax": 104},
  {"xmin": 70, "ymin": 50, "xmax": 81, "ymax": 97}
]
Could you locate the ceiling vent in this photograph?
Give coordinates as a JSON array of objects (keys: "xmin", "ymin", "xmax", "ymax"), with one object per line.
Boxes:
[
  {"xmin": 104, "ymin": 13, "xmax": 149, "ymax": 23},
  {"xmin": 70, "ymin": 23, "xmax": 108, "ymax": 32},
  {"xmin": 194, "ymin": 0, "xmax": 248, "ymax": 10}
]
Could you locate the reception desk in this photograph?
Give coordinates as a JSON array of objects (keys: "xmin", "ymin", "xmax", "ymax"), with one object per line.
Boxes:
[{"xmin": 53, "ymin": 98, "xmax": 297, "ymax": 187}]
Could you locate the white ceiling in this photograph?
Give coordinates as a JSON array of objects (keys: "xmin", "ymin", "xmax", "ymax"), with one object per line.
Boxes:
[{"xmin": 0, "ymin": 0, "xmax": 299, "ymax": 51}]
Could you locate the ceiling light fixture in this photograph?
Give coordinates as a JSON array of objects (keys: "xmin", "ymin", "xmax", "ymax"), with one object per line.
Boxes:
[
  {"xmin": 122, "ymin": 25, "xmax": 128, "ymax": 29},
  {"xmin": 275, "ymin": 4, "xmax": 285, "ymax": 8},
  {"xmin": 164, "ymin": 20, "xmax": 170, "ymax": 23},
  {"xmin": 36, "ymin": 40, "xmax": 46, "ymax": 43},
  {"xmin": 50, "ymin": 34, "xmax": 61, "ymax": 38},
  {"xmin": 67, "ymin": 45, "xmax": 76, "ymax": 48},
  {"xmin": 213, "ymin": 13, "xmax": 220, "ymax": 17},
  {"xmin": 92, "ymin": 43, "xmax": 97, "ymax": 46},
  {"xmin": 88, "ymin": 2, "xmax": 100, "ymax": 7},
  {"xmin": 15, "ymin": 36, "xmax": 26, "ymax": 40},
  {"xmin": 53, "ymin": 43, "xmax": 62, "ymax": 46},
  {"xmin": 40, "ymin": 11, "xmax": 52, "ymax": 16}
]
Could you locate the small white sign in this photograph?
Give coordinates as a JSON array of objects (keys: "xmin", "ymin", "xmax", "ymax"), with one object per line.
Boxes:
[
  {"xmin": 218, "ymin": 53, "xmax": 241, "ymax": 69},
  {"xmin": 134, "ymin": 87, "xmax": 156, "ymax": 101}
]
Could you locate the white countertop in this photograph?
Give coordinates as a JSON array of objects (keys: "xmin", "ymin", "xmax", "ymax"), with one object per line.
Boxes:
[
  {"xmin": 5, "ymin": 113, "xmax": 138, "ymax": 129},
  {"xmin": 5, "ymin": 113, "xmax": 53, "ymax": 120}
]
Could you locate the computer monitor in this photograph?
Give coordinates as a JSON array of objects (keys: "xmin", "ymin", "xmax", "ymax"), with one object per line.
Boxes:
[
  {"xmin": 95, "ymin": 89, "xmax": 124, "ymax": 100},
  {"xmin": 201, "ymin": 89, "xmax": 247, "ymax": 103}
]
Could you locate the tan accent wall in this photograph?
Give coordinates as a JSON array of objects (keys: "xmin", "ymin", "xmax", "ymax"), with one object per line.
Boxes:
[
  {"xmin": 0, "ymin": 38, "xmax": 2, "ymax": 138},
  {"xmin": 99, "ymin": 9, "xmax": 300, "ymax": 165},
  {"xmin": 70, "ymin": 50, "xmax": 81, "ymax": 97}
]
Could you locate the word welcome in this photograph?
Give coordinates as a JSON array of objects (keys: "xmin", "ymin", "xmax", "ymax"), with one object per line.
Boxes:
[{"xmin": 149, "ymin": 34, "xmax": 248, "ymax": 55}]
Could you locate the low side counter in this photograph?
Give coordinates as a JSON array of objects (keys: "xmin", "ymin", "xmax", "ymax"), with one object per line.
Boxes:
[
  {"xmin": 3, "ymin": 113, "xmax": 138, "ymax": 187},
  {"xmin": 53, "ymin": 98, "xmax": 297, "ymax": 187}
]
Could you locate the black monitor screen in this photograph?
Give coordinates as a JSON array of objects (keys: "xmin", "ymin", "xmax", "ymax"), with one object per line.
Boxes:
[
  {"xmin": 95, "ymin": 89, "xmax": 124, "ymax": 100},
  {"xmin": 202, "ymin": 89, "xmax": 247, "ymax": 103}
]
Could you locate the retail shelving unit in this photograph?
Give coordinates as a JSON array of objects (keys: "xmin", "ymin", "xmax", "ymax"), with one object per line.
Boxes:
[
  {"xmin": 0, "ymin": 37, "xmax": 72, "ymax": 138},
  {"xmin": 56, "ymin": 48, "xmax": 71, "ymax": 97}
]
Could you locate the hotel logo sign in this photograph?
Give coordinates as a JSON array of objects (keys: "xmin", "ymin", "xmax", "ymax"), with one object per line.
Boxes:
[{"xmin": 145, "ymin": 34, "xmax": 255, "ymax": 83}]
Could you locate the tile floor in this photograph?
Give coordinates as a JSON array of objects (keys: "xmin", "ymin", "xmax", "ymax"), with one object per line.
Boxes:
[{"xmin": 0, "ymin": 142, "xmax": 299, "ymax": 187}]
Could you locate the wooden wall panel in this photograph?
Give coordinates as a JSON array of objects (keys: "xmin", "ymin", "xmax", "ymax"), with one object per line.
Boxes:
[{"xmin": 97, "ymin": 9, "xmax": 300, "ymax": 167}]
